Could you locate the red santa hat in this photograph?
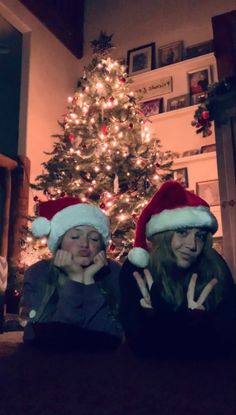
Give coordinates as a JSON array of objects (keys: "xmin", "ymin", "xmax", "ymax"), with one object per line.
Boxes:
[
  {"xmin": 31, "ymin": 197, "xmax": 110, "ymax": 252},
  {"xmin": 128, "ymin": 180, "xmax": 218, "ymax": 268}
]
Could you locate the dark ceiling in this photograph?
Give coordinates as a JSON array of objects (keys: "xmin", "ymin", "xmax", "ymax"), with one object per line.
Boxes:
[{"xmin": 18, "ymin": 0, "xmax": 85, "ymax": 59}]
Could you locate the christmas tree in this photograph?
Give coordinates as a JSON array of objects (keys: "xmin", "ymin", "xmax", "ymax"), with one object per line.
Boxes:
[{"xmin": 26, "ymin": 32, "xmax": 174, "ymax": 262}]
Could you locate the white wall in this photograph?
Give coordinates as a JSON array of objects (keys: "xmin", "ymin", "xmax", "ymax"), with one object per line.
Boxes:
[
  {"xmin": 0, "ymin": 0, "xmax": 82, "ymax": 211},
  {"xmin": 84, "ymin": 0, "xmax": 235, "ymax": 62}
]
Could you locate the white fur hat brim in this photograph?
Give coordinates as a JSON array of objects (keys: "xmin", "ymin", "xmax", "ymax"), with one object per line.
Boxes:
[
  {"xmin": 32, "ymin": 203, "xmax": 110, "ymax": 252},
  {"xmin": 146, "ymin": 205, "xmax": 218, "ymax": 237}
]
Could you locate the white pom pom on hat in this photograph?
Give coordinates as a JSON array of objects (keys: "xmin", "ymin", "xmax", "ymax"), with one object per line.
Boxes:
[
  {"xmin": 128, "ymin": 180, "xmax": 218, "ymax": 268},
  {"xmin": 31, "ymin": 197, "xmax": 110, "ymax": 252},
  {"xmin": 31, "ymin": 217, "xmax": 51, "ymax": 238}
]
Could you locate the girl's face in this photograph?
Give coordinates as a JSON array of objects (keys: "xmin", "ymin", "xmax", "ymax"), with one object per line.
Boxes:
[
  {"xmin": 171, "ymin": 228, "xmax": 207, "ymax": 269},
  {"xmin": 61, "ymin": 225, "xmax": 102, "ymax": 267}
]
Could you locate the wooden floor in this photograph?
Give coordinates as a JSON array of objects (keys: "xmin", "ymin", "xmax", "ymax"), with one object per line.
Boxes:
[{"xmin": 0, "ymin": 331, "xmax": 236, "ymax": 415}]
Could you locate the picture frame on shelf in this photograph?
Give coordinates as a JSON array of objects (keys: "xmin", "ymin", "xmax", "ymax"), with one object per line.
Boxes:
[
  {"xmin": 186, "ymin": 40, "xmax": 214, "ymax": 59},
  {"xmin": 188, "ymin": 66, "xmax": 212, "ymax": 96},
  {"xmin": 182, "ymin": 148, "xmax": 200, "ymax": 157},
  {"xmin": 191, "ymin": 92, "xmax": 207, "ymax": 105},
  {"xmin": 158, "ymin": 41, "xmax": 183, "ymax": 67},
  {"xmin": 141, "ymin": 98, "xmax": 163, "ymax": 116},
  {"xmin": 200, "ymin": 144, "xmax": 216, "ymax": 153},
  {"xmin": 196, "ymin": 179, "xmax": 220, "ymax": 206},
  {"xmin": 171, "ymin": 168, "xmax": 189, "ymax": 188},
  {"xmin": 134, "ymin": 76, "xmax": 172, "ymax": 101},
  {"xmin": 127, "ymin": 43, "xmax": 155, "ymax": 76},
  {"xmin": 212, "ymin": 236, "xmax": 223, "ymax": 256},
  {"xmin": 166, "ymin": 94, "xmax": 190, "ymax": 111}
]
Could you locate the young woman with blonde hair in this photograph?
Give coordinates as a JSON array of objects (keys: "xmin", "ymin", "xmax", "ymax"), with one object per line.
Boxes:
[{"xmin": 119, "ymin": 181, "xmax": 236, "ymax": 357}]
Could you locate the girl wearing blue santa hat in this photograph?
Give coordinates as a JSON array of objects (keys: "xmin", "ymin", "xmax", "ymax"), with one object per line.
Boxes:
[
  {"xmin": 20, "ymin": 197, "xmax": 123, "ymax": 351},
  {"xmin": 119, "ymin": 181, "xmax": 236, "ymax": 357}
]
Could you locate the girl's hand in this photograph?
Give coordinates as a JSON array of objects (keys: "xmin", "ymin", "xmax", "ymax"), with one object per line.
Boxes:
[
  {"xmin": 133, "ymin": 268, "xmax": 154, "ymax": 309},
  {"xmin": 187, "ymin": 273, "xmax": 218, "ymax": 310},
  {"xmin": 54, "ymin": 250, "xmax": 107, "ymax": 284},
  {"xmin": 0, "ymin": 256, "xmax": 8, "ymax": 294},
  {"xmin": 83, "ymin": 250, "xmax": 108, "ymax": 285}
]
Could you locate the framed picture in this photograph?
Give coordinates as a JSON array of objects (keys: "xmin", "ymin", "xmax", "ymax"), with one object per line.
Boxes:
[
  {"xmin": 158, "ymin": 41, "xmax": 183, "ymax": 67},
  {"xmin": 200, "ymin": 144, "xmax": 216, "ymax": 153},
  {"xmin": 141, "ymin": 98, "xmax": 163, "ymax": 116},
  {"xmin": 134, "ymin": 76, "xmax": 172, "ymax": 101},
  {"xmin": 182, "ymin": 148, "xmax": 200, "ymax": 157},
  {"xmin": 127, "ymin": 43, "xmax": 155, "ymax": 76},
  {"xmin": 188, "ymin": 67, "xmax": 211, "ymax": 96},
  {"xmin": 196, "ymin": 180, "xmax": 220, "ymax": 206},
  {"xmin": 186, "ymin": 40, "xmax": 214, "ymax": 59},
  {"xmin": 167, "ymin": 94, "xmax": 190, "ymax": 111},
  {"xmin": 191, "ymin": 92, "xmax": 207, "ymax": 105},
  {"xmin": 213, "ymin": 236, "xmax": 223, "ymax": 256},
  {"xmin": 171, "ymin": 168, "xmax": 189, "ymax": 188}
]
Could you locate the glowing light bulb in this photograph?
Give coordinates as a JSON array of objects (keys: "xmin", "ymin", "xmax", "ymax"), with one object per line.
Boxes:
[{"xmin": 68, "ymin": 96, "xmax": 73, "ymax": 103}]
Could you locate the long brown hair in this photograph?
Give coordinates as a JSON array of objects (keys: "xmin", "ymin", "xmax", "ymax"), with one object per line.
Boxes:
[{"xmin": 149, "ymin": 230, "xmax": 226, "ymax": 310}]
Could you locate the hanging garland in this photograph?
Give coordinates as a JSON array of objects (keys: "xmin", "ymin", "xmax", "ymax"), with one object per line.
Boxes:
[{"xmin": 191, "ymin": 77, "xmax": 236, "ymax": 137}]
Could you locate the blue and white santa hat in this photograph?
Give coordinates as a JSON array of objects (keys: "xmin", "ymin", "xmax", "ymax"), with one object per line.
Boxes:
[
  {"xmin": 31, "ymin": 197, "xmax": 110, "ymax": 252},
  {"xmin": 128, "ymin": 180, "xmax": 218, "ymax": 268}
]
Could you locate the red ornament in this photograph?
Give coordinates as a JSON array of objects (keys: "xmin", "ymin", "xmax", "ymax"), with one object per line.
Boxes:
[
  {"xmin": 202, "ymin": 111, "xmax": 210, "ymax": 120},
  {"xmin": 110, "ymin": 96, "xmax": 115, "ymax": 102},
  {"xmin": 99, "ymin": 203, "xmax": 106, "ymax": 209},
  {"xmin": 120, "ymin": 77, "xmax": 126, "ymax": 84},
  {"xmin": 61, "ymin": 192, "xmax": 66, "ymax": 197},
  {"xmin": 33, "ymin": 196, "xmax": 39, "ymax": 202},
  {"xmin": 102, "ymin": 126, "xmax": 107, "ymax": 135},
  {"xmin": 128, "ymin": 123, "xmax": 133, "ymax": 129},
  {"xmin": 68, "ymin": 133, "xmax": 75, "ymax": 143}
]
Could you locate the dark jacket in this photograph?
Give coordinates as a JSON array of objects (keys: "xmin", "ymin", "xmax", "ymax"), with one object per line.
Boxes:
[
  {"xmin": 21, "ymin": 259, "xmax": 123, "ymax": 346},
  {"xmin": 119, "ymin": 258, "xmax": 236, "ymax": 358}
]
